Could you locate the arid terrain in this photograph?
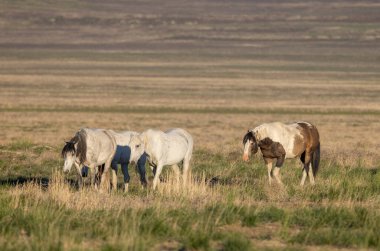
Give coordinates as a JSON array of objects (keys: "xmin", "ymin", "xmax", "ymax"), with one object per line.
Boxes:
[{"xmin": 0, "ymin": 0, "xmax": 379, "ymax": 250}]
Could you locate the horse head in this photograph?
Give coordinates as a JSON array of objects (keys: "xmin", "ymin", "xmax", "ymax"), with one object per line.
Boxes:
[
  {"xmin": 129, "ymin": 134, "xmax": 146, "ymax": 165},
  {"xmin": 61, "ymin": 141, "xmax": 77, "ymax": 172},
  {"xmin": 61, "ymin": 130, "xmax": 87, "ymax": 173},
  {"xmin": 242, "ymin": 130, "xmax": 258, "ymax": 162}
]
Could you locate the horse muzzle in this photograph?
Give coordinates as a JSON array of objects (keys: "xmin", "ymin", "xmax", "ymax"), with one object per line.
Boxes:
[{"xmin": 242, "ymin": 153, "xmax": 250, "ymax": 162}]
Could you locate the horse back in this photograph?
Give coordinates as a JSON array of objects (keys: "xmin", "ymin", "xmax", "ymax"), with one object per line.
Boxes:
[
  {"xmin": 254, "ymin": 122, "xmax": 318, "ymax": 159},
  {"xmin": 83, "ymin": 128, "xmax": 117, "ymax": 165},
  {"xmin": 110, "ymin": 130, "xmax": 138, "ymax": 146},
  {"xmin": 146, "ymin": 128, "xmax": 192, "ymax": 165}
]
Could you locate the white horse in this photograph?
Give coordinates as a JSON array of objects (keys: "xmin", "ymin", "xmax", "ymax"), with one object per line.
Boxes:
[
  {"xmin": 61, "ymin": 128, "xmax": 116, "ymax": 190},
  {"xmin": 129, "ymin": 128, "xmax": 193, "ymax": 190},
  {"xmin": 107, "ymin": 130, "xmax": 147, "ymax": 192},
  {"xmin": 242, "ymin": 122, "xmax": 320, "ymax": 186}
]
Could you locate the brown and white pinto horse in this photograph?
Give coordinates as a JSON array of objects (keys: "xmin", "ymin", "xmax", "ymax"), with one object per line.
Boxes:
[{"xmin": 242, "ymin": 121, "xmax": 320, "ymax": 186}]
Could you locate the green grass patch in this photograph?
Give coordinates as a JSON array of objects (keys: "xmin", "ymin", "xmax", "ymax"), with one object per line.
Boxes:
[
  {"xmin": 7, "ymin": 139, "xmax": 34, "ymax": 151},
  {"xmin": 221, "ymin": 232, "xmax": 252, "ymax": 251}
]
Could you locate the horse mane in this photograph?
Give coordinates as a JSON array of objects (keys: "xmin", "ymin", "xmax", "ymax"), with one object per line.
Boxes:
[
  {"xmin": 61, "ymin": 129, "xmax": 87, "ymax": 165},
  {"xmin": 243, "ymin": 130, "xmax": 255, "ymax": 144},
  {"xmin": 75, "ymin": 129, "xmax": 87, "ymax": 165},
  {"xmin": 61, "ymin": 141, "xmax": 75, "ymax": 158}
]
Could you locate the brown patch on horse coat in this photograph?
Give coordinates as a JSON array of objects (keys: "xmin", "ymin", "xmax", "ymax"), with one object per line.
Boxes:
[
  {"xmin": 296, "ymin": 122, "xmax": 320, "ymax": 152},
  {"xmin": 259, "ymin": 137, "xmax": 286, "ymax": 167},
  {"xmin": 292, "ymin": 134, "xmax": 306, "ymax": 157}
]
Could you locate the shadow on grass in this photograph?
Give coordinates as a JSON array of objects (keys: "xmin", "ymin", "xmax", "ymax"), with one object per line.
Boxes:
[{"xmin": 0, "ymin": 176, "xmax": 78, "ymax": 190}]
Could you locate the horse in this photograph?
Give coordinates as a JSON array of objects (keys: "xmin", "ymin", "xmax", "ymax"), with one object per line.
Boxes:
[
  {"xmin": 61, "ymin": 128, "xmax": 116, "ymax": 190},
  {"xmin": 242, "ymin": 121, "xmax": 320, "ymax": 186},
  {"xmin": 108, "ymin": 130, "xmax": 148, "ymax": 192},
  {"xmin": 129, "ymin": 128, "xmax": 193, "ymax": 190}
]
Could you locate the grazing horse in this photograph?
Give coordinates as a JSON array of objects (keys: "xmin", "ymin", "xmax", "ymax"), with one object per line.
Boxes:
[
  {"xmin": 242, "ymin": 122, "xmax": 320, "ymax": 186},
  {"xmin": 61, "ymin": 128, "xmax": 116, "ymax": 190},
  {"xmin": 108, "ymin": 130, "xmax": 148, "ymax": 192},
  {"xmin": 129, "ymin": 128, "xmax": 193, "ymax": 190}
]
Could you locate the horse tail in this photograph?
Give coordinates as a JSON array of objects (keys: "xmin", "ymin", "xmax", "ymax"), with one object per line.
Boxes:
[
  {"xmin": 178, "ymin": 129, "xmax": 193, "ymax": 161},
  {"xmin": 311, "ymin": 142, "xmax": 320, "ymax": 177}
]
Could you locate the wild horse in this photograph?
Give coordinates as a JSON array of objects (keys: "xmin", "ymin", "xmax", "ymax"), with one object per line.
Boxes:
[{"xmin": 243, "ymin": 121, "xmax": 320, "ymax": 186}]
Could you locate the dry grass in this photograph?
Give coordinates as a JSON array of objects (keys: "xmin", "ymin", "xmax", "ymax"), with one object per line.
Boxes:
[{"xmin": 0, "ymin": 0, "xmax": 380, "ymax": 250}]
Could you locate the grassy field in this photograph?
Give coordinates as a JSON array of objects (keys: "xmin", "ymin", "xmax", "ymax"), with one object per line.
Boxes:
[{"xmin": 0, "ymin": 0, "xmax": 380, "ymax": 250}]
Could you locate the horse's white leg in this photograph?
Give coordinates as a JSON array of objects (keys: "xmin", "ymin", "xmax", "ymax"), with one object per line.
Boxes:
[
  {"xmin": 308, "ymin": 166, "xmax": 315, "ymax": 185},
  {"xmin": 111, "ymin": 168, "xmax": 118, "ymax": 191},
  {"xmin": 273, "ymin": 166, "xmax": 283, "ymax": 186},
  {"xmin": 150, "ymin": 163, "xmax": 156, "ymax": 178},
  {"xmin": 171, "ymin": 164, "xmax": 181, "ymax": 184},
  {"xmin": 124, "ymin": 183, "xmax": 129, "ymax": 193},
  {"xmin": 99, "ymin": 159, "xmax": 112, "ymax": 193},
  {"xmin": 300, "ymin": 152, "xmax": 312, "ymax": 186},
  {"xmin": 152, "ymin": 164, "xmax": 164, "ymax": 190},
  {"xmin": 88, "ymin": 165, "xmax": 97, "ymax": 189},
  {"xmin": 264, "ymin": 158, "xmax": 273, "ymax": 185},
  {"xmin": 183, "ymin": 157, "xmax": 191, "ymax": 186},
  {"xmin": 300, "ymin": 168, "xmax": 307, "ymax": 186}
]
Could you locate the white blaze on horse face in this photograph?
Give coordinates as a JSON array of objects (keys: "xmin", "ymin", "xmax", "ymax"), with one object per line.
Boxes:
[
  {"xmin": 63, "ymin": 152, "xmax": 75, "ymax": 173},
  {"xmin": 129, "ymin": 135, "xmax": 145, "ymax": 164},
  {"xmin": 242, "ymin": 140, "xmax": 251, "ymax": 162}
]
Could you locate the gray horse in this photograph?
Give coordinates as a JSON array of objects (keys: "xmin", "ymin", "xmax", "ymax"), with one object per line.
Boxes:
[{"xmin": 61, "ymin": 128, "xmax": 116, "ymax": 190}]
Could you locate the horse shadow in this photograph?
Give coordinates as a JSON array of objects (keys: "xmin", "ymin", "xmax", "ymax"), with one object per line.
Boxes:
[{"xmin": 0, "ymin": 176, "xmax": 79, "ymax": 190}]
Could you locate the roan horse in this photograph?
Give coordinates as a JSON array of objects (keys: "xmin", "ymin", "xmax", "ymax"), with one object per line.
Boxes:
[
  {"xmin": 61, "ymin": 128, "xmax": 116, "ymax": 190},
  {"xmin": 129, "ymin": 128, "xmax": 193, "ymax": 190},
  {"xmin": 242, "ymin": 121, "xmax": 320, "ymax": 186}
]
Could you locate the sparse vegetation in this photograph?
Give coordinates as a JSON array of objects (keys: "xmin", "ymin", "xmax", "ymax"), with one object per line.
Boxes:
[
  {"xmin": 0, "ymin": 0, "xmax": 379, "ymax": 250},
  {"xmin": 0, "ymin": 142, "xmax": 379, "ymax": 250}
]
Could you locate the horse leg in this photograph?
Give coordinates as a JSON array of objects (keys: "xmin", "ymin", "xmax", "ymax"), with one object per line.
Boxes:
[
  {"xmin": 171, "ymin": 164, "xmax": 181, "ymax": 184},
  {"xmin": 121, "ymin": 162, "xmax": 130, "ymax": 193},
  {"xmin": 150, "ymin": 163, "xmax": 157, "ymax": 176},
  {"xmin": 110, "ymin": 161, "xmax": 118, "ymax": 191},
  {"xmin": 99, "ymin": 158, "xmax": 112, "ymax": 193},
  {"xmin": 300, "ymin": 152, "xmax": 312, "ymax": 186},
  {"xmin": 74, "ymin": 163, "xmax": 83, "ymax": 189},
  {"xmin": 308, "ymin": 151, "xmax": 316, "ymax": 185},
  {"xmin": 111, "ymin": 168, "xmax": 117, "ymax": 191},
  {"xmin": 137, "ymin": 153, "xmax": 148, "ymax": 188},
  {"xmin": 264, "ymin": 158, "xmax": 273, "ymax": 185},
  {"xmin": 152, "ymin": 164, "xmax": 163, "ymax": 190},
  {"xmin": 273, "ymin": 166, "xmax": 283, "ymax": 186},
  {"xmin": 94, "ymin": 164, "xmax": 103, "ymax": 189},
  {"xmin": 300, "ymin": 169, "xmax": 307, "ymax": 186},
  {"xmin": 308, "ymin": 167, "xmax": 315, "ymax": 185},
  {"xmin": 87, "ymin": 165, "xmax": 98, "ymax": 189},
  {"xmin": 183, "ymin": 158, "xmax": 191, "ymax": 186}
]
